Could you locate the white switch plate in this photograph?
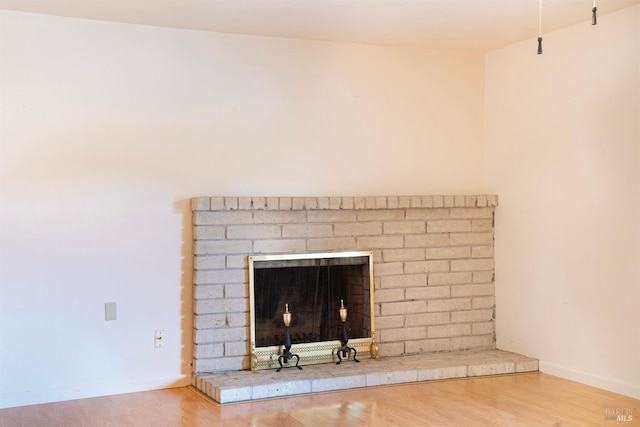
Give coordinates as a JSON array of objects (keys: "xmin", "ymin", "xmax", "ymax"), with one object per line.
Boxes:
[
  {"xmin": 154, "ymin": 330, "xmax": 165, "ymax": 348},
  {"xmin": 105, "ymin": 302, "xmax": 117, "ymax": 321}
]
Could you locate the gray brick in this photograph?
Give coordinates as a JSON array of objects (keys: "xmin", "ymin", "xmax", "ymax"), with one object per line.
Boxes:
[
  {"xmin": 374, "ymin": 288, "xmax": 406, "ymax": 303},
  {"xmin": 306, "ymin": 210, "xmax": 357, "ymax": 223},
  {"xmin": 375, "ymin": 315, "xmax": 405, "ymax": 329},
  {"xmin": 357, "ymin": 210, "xmax": 405, "ymax": 221},
  {"xmin": 450, "ymin": 334, "xmax": 494, "ymax": 351},
  {"xmin": 194, "ymin": 255, "xmax": 226, "ymax": 270},
  {"xmin": 405, "ymin": 208, "xmax": 449, "ymax": 220},
  {"xmin": 194, "ymin": 284, "xmax": 225, "ymax": 299},
  {"xmin": 406, "ymin": 338, "xmax": 450, "ymax": 354},
  {"xmin": 334, "ymin": 222, "xmax": 382, "ymax": 236},
  {"xmin": 195, "ymin": 240, "xmax": 252, "ymax": 255},
  {"xmin": 194, "ymin": 343, "xmax": 224, "ymax": 359},
  {"xmin": 472, "ymin": 245, "xmax": 494, "ymax": 258},
  {"xmin": 472, "ymin": 219, "xmax": 494, "ymax": 232},
  {"xmin": 379, "ymin": 326, "xmax": 426, "ymax": 342},
  {"xmin": 451, "ymin": 309, "xmax": 493, "ymax": 323},
  {"xmin": 450, "ymin": 207, "xmax": 494, "ymax": 219},
  {"xmin": 195, "ymin": 298, "xmax": 248, "ymax": 315},
  {"xmin": 383, "ymin": 248, "xmax": 425, "ymax": 262},
  {"xmin": 194, "ymin": 269, "xmax": 246, "ymax": 285},
  {"xmin": 194, "ymin": 314, "xmax": 226, "ymax": 329},
  {"xmin": 224, "ymin": 283, "xmax": 248, "ymax": 298},
  {"xmin": 473, "ymin": 271, "xmax": 495, "ymax": 283},
  {"xmin": 373, "ymin": 262, "xmax": 404, "ymax": 276},
  {"xmin": 191, "ymin": 197, "xmax": 211, "ymax": 211},
  {"xmin": 210, "ymin": 197, "xmax": 225, "ymax": 211},
  {"xmin": 427, "ymin": 220, "xmax": 471, "ymax": 233},
  {"xmin": 451, "ymin": 284, "xmax": 494, "ymax": 297},
  {"xmin": 406, "ymin": 312, "xmax": 450, "ymax": 326},
  {"xmin": 405, "ymin": 234, "xmax": 450, "ymax": 248},
  {"xmin": 472, "ymin": 296, "xmax": 496, "ymax": 309},
  {"xmin": 194, "ymin": 326, "xmax": 247, "ymax": 344},
  {"xmin": 224, "ymin": 341, "xmax": 249, "ymax": 357},
  {"xmin": 253, "ymin": 211, "xmax": 306, "ymax": 224},
  {"xmin": 307, "ymin": 237, "xmax": 356, "ymax": 252},
  {"xmin": 426, "ymin": 247, "xmax": 470, "ymax": 260},
  {"xmin": 472, "ymin": 322, "xmax": 495, "ymax": 335},
  {"xmin": 450, "ymin": 232, "xmax": 494, "ymax": 245}
]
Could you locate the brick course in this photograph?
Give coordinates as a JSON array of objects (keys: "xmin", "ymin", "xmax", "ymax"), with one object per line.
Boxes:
[{"xmin": 192, "ymin": 195, "xmax": 497, "ymax": 375}]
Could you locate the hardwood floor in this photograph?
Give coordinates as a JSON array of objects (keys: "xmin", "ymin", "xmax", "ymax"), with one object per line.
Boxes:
[{"xmin": 1, "ymin": 373, "xmax": 638, "ymax": 426}]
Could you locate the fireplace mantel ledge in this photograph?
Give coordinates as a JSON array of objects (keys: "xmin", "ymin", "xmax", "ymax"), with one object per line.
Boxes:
[{"xmin": 191, "ymin": 195, "xmax": 498, "ymax": 212}]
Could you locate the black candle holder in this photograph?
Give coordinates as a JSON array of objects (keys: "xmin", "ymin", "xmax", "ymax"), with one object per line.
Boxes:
[
  {"xmin": 276, "ymin": 304, "xmax": 302, "ymax": 372},
  {"xmin": 336, "ymin": 300, "xmax": 359, "ymax": 364}
]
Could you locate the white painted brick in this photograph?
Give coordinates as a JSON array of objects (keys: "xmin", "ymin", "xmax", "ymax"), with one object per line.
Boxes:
[
  {"xmin": 279, "ymin": 197, "xmax": 293, "ymax": 210},
  {"xmin": 375, "ymin": 196, "xmax": 388, "ymax": 208},
  {"xmin": 341, "ymin": 197, "xmax": 354, "ymax": 209},
  {"xmin": 405, "ymin": 312, "xmax": 450, "ymax": 327},
  {"xmin": 194, "ymin": 255, "xmax": 226, "ymax": 270},
  {"xmin": 450, "ymin": 335, "xmax": 494, "ymax": 351},
  {"xmin": 428, "ymin": 324, "xmax": 471, "ymax": 338},
  {"xmin": 266, "ymin": 197, "xmax": 280, "ymax": 210},
  {"xmin": 410, "ymin": 196, "xmax": 422, "ymax": 208},
  {"xmin": 192, "ymin": 197, "xmax": 211, "ymax": 211},
  {"xmin": 194, "ymin": 326, "xmax": 247, "ymax": 344},
  {"xmin": 224, "ymin": 284, "xmax": 248, "ymax": 298},
  {"xmin": 378, "ymin": 342, "xmax": 405, "ymax": 357},
  {"xmin": 372, "ymin": 262, "xmax": 404, "ymax": 276},
  {"xmin": 451, "ymin": 259, "xmax": 494, "ymax": 272},
  {"xmin": 406, "ymin": 338, "xmax": 450, "ymax": 354},
  {"xmin": 450, "ymin": 207, "xmax": 494, "ymax": 219},
  {"xmin": 224, "ymin": 197, "xmax": 239, "ymax": 210},
  {"xmin": 253, "ymin": 239, "xmax": 306, "ymax": 253},
  {"xmin": 305, "ymin": 197, "xmax": 319, "ymax": 209},
  {"xmin": 451, "ymin": 309, "xmax": 493, "ymax": 323},
  {"xmin": 224, "ymin": 341, "xmax": 249, "ymax": 357},
  {"xmin": 194, "ymin": 269, "xmax": 246, "ymax": 285},
  {"xmin": 472, "ymin": 219, "xmax": 494, "ymax": 232},
  {"xmin": 292, "ymin": 197, "xmax": 305, "ymax": 210},
  {"xmin": 404, "ymin": 260, "xmax": 449, "ymax": 274},
  {"xmin": 454, "ymin": 195, "xmax": 465, "ymax": 207},
  {"xmin": 375, "ymin": 315, "xmax": 405, "ymax": 329},
  {"xmin": 353, "ymin": 197, "xmax": 366, "ymax": 209},
  {"xmin": 451, "ymin": 284, "xmax": 494, "ymax": 297},
  {"xmin": 210, "ymin": 197, "xmax": 225, "ymax": 211},
  {"xmin": 194, "ymin": 356, "xmax": 247, "ymax": 374},
  {"xmin": 195, "ymin": 240, "xmax": 253, "ymax": 255},
  {"xmin": 307, "ymin": 237, "xmax": 356, "ymax": 252},
  {"xmin": 383, "ymin": 248, "xmax": 424, "ymax": 262},
  {"xmin": 476, "ymin": 195, "xmax": 487, "ymax": 207},
  {"xmin": 421, "ymin": 196, "xmax": 434, "ymax": 208},
  {"xmin": 195, "ymin": 298, "xmax": 248, "ymax": 315},
  {"xmin": 432, "ymin": 196, "xmax": 444, "ymax": 207},
  {"xmin": 398, "ymin": 196, "xmax": 411, "ymax": 208},
  {"xmin": 194, "ymin": 314, "xmax": 226, "ymax": 329},
  {"xmin": 379, "ymin": 326, "xmax": 426, "ymax": 343},
  {"xmin": 443, "ymin": 195, "xmax": 455, "ymax": 207},
  {"xmin": 428, "ymin": 272, "xmax": 473, "ymax": 286},
  {"xmin": 450, "ymin": 232, "xmax": 494, "ymax": 245},
  {"xmin": 405, "ymin": 234, "xmax": 450, "ymax": 248},
  {"xmin": 307, "ymin": 210, "xmax": 357, "ymax": 223},
  {"xmin": 226, "ymin": 225, "xmax": 281, "ymax": 239},
  {"xmin": 472, "ymin": 296, "xmax": 496, "ymax": 309},
  {"xmin": 472, "ymin": 245, "xmax": 494, "ymax": 258},
  {"xmin": 195, "ymin": 343, "xmax": 224, "ymax": 359},
  {"xmin": 405, "ymin": 286, "xmax": 450, "ymax": 300},
  {"xmin": 329, "ymin": 197, "xmax": 342, "ymax": 209},
  {"xmin": 426, "ymin": 247, "xmax": 470, "ymax": 260},
  {"xmin": 357, "ymin": 210, "xmax": 405, "ymax": 221},
  {"xmin": 374, "ymin": 288, "xmax": 406, "ymax": 303},
  {"xmin": 357, "ymin": 235, "xmax": 404, "ymax": 249},
  {"xmin": 387, "ymin": 196, "xmax": 399, "ymax": 208},
  {"xmin": 194, "ymin": 284, "xmax": 224, "ymax": 299},
  {"xmin": 487, "ymin": 195, "xmax": 499, "ymax": 206},
  {"xmin": 253, "ymin": 211, "xmax": 306, "ymax": 224},
  {"xmin": 364, "ymin": 196, "xmax": 376, "ymax": 209},
  {"xmin": 381, "ymin": 300, "xmax": 427, "ymax": 316},
  {"xmin": 195, "ymin": 211, "xmax": 253, "ymax": 225},
  {"xmin": 226, "ymin": 255, "xmax": 247, "ymax": 269},
  {"xmin": 226, "ymin": 312, "xmax": 249, "ymax": 328},
  {"xmin": 472, "ymin": 322, "xmax": 495, "ymax": 335},
  {"xmin": 473, "ymin": 271, "xmax": 495, "ymax": 283},
  {"xmin": 427, "ymin": 220, "xmax": 471, "ymax": 233},
  {"xmin": 334, "ymin": 222, "xmax": 382, "ymax": 236},
  {"xmin": 405, "ymin": 208, "xmax": 449, "ymax": 220},
  {"xmin": 383, "ymin": 221, "xmax": 425, "ymax": 235},
  {"xmin": 427, "ymin": 298, "xmax": 472, "ymax": 312},
  {"xmin": 380, "ymin": 274, "xmax": 427, "ymax": 289},
  {"xmin": 282, "ymin": 224, "xmax": 333, "ymax": 238},
  {"xmin": 251, "ymin": 197, "xmax": 266, "ymax": 210},
  {"xmin": 237, "ymin": 197, "xmax": 252, "ymax": 210},
  {"xmin": 465, "ymin": 195, "xmax": 477, "ymax": 207},
  {"xmin": 194, "ymin": 225, "xmax": 225, "ymax": 240}
]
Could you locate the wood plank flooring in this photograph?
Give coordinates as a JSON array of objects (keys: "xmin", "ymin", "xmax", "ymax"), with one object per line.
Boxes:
[{"xmin": 1, "ymin": 373, "xmax": 638, "ymax": 426}]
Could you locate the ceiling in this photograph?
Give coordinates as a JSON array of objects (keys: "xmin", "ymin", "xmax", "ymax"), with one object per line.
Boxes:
[{"xmin": 0, "ymin": 0, "xmax": 638, "ymax": 51}]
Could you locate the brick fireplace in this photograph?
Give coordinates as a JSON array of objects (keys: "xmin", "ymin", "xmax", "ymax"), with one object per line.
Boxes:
[{"xmin": 191, "ymin": 194, "xmax": 499, "ymax": 382}]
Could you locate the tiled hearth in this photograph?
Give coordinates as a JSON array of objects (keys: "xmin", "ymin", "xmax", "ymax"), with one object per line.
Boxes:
[
  {"xmin": 190, "ymin": 195, "xmax": 538, "ymax": 403},
  {"xmin": 196, "ymin": 349, "xmax": 539, "ymax": 403}
]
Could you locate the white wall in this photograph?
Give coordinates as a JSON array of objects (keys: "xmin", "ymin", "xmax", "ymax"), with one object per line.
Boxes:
[
  {"xmin": 0, "ymin": 11, "xmax": 485, "ymax": 407},
  {"xmin": 486, "ymin": 6, "xmax": 640, "ymax": 398}
]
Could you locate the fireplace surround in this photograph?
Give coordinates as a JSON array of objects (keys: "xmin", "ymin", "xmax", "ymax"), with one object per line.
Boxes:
[{"xmin": 191, "ymin": 195, "xmax": 498, "ymax": 382}]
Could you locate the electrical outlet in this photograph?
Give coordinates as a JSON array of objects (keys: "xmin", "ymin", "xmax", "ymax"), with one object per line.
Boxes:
[{"xmin": 154, "ymin": 330, "xmax": 165, "ymax": 348}]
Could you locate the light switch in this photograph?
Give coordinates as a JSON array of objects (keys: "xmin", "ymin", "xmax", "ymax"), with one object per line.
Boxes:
[{"xmin": 105, "ymin": 302, "xmax": 117, "ymax": 321}]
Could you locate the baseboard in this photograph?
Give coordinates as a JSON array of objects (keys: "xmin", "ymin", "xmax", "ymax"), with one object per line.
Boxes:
[
  {"xmin": 539, "ymin": 361, "xmax": 640, "ymax": 399},
  {"xmin": 0, "ymin": 375, "xmax": 191, "ymax": 409}
]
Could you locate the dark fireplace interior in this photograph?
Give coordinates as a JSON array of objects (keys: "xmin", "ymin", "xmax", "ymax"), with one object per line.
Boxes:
[{"xmin": 251, "ymin": 254, "xmax": 371, "ymax": 348}]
